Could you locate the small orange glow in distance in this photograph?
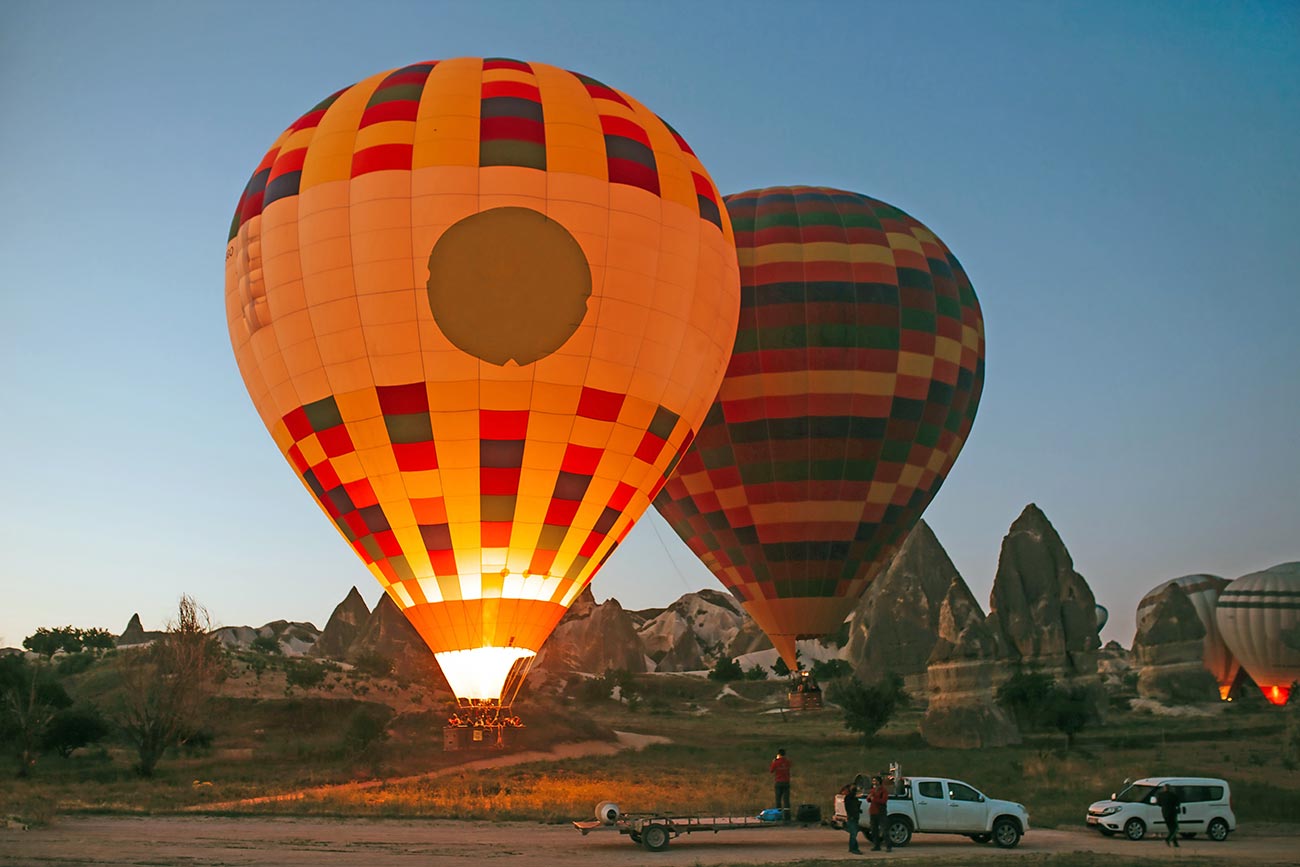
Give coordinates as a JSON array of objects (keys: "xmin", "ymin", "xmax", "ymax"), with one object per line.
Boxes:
[
  {"xmin": 1262, "ymin": 684, "xmax": 1291, "ymax": 706},
  {"xmin": 435, "ymin": 647, "xmax": 535, "ymax": 702},
  {"xmin": 1218, "ymin": 685, "xmax": 1231, "ymax": 701}
]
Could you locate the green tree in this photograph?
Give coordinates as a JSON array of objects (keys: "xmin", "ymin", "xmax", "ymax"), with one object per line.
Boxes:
[
  {"xmin": 342, "ymin": 707, "xmax": 390, "ymax": 755},
  {"xmin": 1044, "ymin": 685, "xmax": 1093, "ymax": 749},
  {"xmin": 708, "ymin": 656, "xmax": 744, "ymax": 682},
  {"xmin": 771, "ymin": 656, "xmax": 791, "ymax": 677},
  {"xmin": 743, "ymin": 664, "xmax": 768, "ymax": 681},
  {"xmin": 250, "ymin": 635, "xmax": 282, "ymax": 655},
  {"xmin": 79, "ymin": 628, "xmax": 115, "ymax": 652},
  {"xmin": 0, "ymin": 655, "xmax": 72, "ymax": 776},
  {"xmin": 811, "ymin": 658, "xmax": 853, "ymax": 681},
  {"xmin": 285, "ymin": 660, "xmax": 327, "ymax": 692},
  {"xmin": 115, "ymin": 596, "xmax": 221, "ymax": 777},
  {"xmin": 829, "ymin": 673, "xmax": 906, "ymax": 742},
  {"xmin": 42, "ymin": 704, "xmax": 110, "ymax": 758},
  {"xmin": 996, "ymin": 669, "xmax": 1056, "ymax": 729},
  {"xmin": 23, "ymin": 627, "xmax": 81, "ymax": 658},
  {"xmin": 353, "ymin": 651, "xmax": 394, "ymax": 678}
]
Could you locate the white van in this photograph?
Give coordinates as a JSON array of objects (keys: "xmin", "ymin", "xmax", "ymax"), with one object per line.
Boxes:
[{"xmin": 1086, "ymin": 777, "xmax": 1235, "ymax": 842}]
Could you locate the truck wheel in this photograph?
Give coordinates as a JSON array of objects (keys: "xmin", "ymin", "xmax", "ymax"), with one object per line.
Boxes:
[
  {"xmin": 969, "ymin": 833, "xmax": 992, "ymax": 844},
  {"xmin": 1207, "ymin": 818, "xmax": 1229, "ymax": 841},
  {"xmin": 887, "ymin": 818, "xmax": 912, "ymax": 848},
  {"xmin": 641, "ymin": 824, "xmax": 670, "ymax": 852},
  {"xmin": 1124, "ymin": 818, "xmax": 1146, "ymax": 841},
  {"xmin": 993, "ymin": 818, "xmax": 1021, "ymax": 849}
]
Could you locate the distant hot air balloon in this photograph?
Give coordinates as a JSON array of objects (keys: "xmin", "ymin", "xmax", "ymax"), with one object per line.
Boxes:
[
  {"xmin": 1095, "ymin": 603, "xmax": 1109, "ymax": 634},
  {"xmin": 1137, "ymin": 574, "xmax": 1239, "ymax": 699},
  {"xmin": 653, "ymin": 186, "xmax": 985, "ymax": 667},
  {"xmin": 1216, "ymin": 563, "xmax": 1300, "ymax": 706},
  {"xmin": 225, "ymin": 57, "xmax": 740, "ymax": 710}
]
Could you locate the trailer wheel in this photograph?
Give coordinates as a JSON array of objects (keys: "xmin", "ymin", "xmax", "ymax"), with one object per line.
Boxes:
[
  {"xmin": 641, "ymin": 824, "xmax": 670, "ymax": 852},
  {"xmin": 628, "ymin": 831, "xmax": 641, "ymax": 844}
]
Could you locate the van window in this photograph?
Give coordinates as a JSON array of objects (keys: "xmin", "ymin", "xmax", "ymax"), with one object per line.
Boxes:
[
  {"xmin": 1116, "ymin": 784, "xmax": 1155, "ymax": 803},
  {"xmin": 918, "ymin": 781, "xmax": 943, "ymax": 799},
  {"xmin": 1176, "ymin": 786, "xmax": 1205, "ymax": 803},
  {"xmin": 949, "ymin": 782, "xmax": 981, "ymax": 802},
  {"xmin": 1205, "ymin": 786, "xmax": 1224, "ymax": 801}
]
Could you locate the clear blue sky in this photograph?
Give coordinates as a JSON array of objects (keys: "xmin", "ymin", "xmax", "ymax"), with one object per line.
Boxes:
[{"xmin": 2, "ymin": 0, "xmax": 1296, "ymax": 649}]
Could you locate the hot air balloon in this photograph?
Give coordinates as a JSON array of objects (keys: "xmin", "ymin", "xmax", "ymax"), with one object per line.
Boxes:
[
  {"xmin": 653, "ymin": 186, "xmax": 985, "ymax": 667},
  {"xmin": 1095, "ymin": 603, "xmax": 1109, "ymax": 634},
  {"xmin": 1136, "ymin": 574, "xmax": 1239, "ymax": 699},
  {"xmin": 225, "ymin": 58, "xmax": 740, "ymax": 714},
  {"xmin": 1216, "ymin": 563, "xmax": 1300, "ymax": 706}
]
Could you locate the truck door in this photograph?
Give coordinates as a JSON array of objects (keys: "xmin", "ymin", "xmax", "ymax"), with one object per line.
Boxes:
[
  {"xmin": 945, "ymin": 781, "xmax": 988, "ymax": 832},
  {"xmin": 913, "ymin": 780, "xmax": 949, "ymax": 830}
]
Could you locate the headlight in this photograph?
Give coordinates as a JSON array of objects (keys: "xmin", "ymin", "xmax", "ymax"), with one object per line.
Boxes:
[{"xmin": 1097, "ymin": 806, "xmax": 1120, "ymax": 816}]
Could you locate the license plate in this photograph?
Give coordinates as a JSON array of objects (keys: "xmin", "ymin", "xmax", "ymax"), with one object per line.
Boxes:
[{"xmin": 1086, "ymin": 816, "xmax": 1098, "ymax": 824}]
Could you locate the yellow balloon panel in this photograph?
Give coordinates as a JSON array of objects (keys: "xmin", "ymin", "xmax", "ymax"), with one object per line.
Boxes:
[{"xmin": 225, "ymin": 58, "xmax": 739, "ymax": 674}]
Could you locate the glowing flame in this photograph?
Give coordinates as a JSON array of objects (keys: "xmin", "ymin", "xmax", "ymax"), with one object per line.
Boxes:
[
  {"xmin": 435, "ymin": 647, "xmax": 535, "ymax": 702},
  {"xmin": 1264, "ymin": 684, "xmax": 1290, "ymax": 707},
  {"xmin": 1218, "ymin": 685, "xmax": 1231, "ymax": 701}
]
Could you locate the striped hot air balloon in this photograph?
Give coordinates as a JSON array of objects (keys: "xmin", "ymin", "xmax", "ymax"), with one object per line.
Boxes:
[
  {"xmin": 653, "ymin": 186, "xmax": 985, "ymax": 667},
  {"xmin": 1137, "ymin": 574, "xmax": 1239, "ymax": 699},
  {"xmin": 225, "ymin": 57, "xmax": 740, "ymax": 709},
  {"xmin": 1095, "ymin": 603, "xmax": 1109, "ymax": 634},
  {"xmin": 1216, "ymin": 563, "xmax": 1300, "ymax": 706}
]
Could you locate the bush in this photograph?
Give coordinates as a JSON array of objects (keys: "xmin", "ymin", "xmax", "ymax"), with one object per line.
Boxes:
[
  {"xmin": 709, "ymin": 657, "xmax": 744, "ymax": 683},
  {"xmin": 829, "ymin": 673, "xmax": 905, "ymax": 742},
  {"xmin": 811, "ymin": 658, "xmax": 853, "ymax": 681},
  {"xmin": 353, "ymin": 652, "xmax": 394, "ymax": 678},
  {"xmin": 251, "ymin": 635, "xmax": 282, "ymax": 655},
  {"xmin": 55, "ymin": 652, "xmax": 96, "ymax": 677},
  {"xmin": 285, "ymin": 661, "xmax": 328, "ymax": 691},
  {"xmin": 42, "ymin": 704, "xmax": 110, "ymax": 758},
  {"xmin": 743, "ymin": 664, "xmax": 768, "ymax": 681},
  {"xmin": 342, "ymin": 708, "xmax": 390, "ymax": 755},
  {"xmin": 997, "ymin": 669, "xmax": 1056, "ymax": 729}
]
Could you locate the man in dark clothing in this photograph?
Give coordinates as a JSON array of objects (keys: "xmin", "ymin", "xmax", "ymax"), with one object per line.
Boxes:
[
  {"xmin": 770, "ymin": 748, "xmax": 791, "ymax": 820},
  {"xmin": 867, "ymin": 775, "xmax": 892, "ymax": 852},
  {"xmin": 1156, "ymin": 784, "xmax": 1182, "ymax": 847},
  {"xmin": 842, "ymin": 783, "xmax": 863, "ymax": 854}
]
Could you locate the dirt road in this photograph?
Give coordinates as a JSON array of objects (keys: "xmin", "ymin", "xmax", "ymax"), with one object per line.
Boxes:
[{"xmin": 2, "ymin": 816, "xmax": 1297, "ymax": 867}]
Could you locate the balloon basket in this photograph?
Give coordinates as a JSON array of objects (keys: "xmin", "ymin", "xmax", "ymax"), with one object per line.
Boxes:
[{"xmin": 786, "ymin": 670, "xmax": 823, "ymax": 711}]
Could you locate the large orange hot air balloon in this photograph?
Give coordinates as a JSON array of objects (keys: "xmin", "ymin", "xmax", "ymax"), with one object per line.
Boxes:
[
  {"xmin": 654, "ymin": 186, "xmax": 984, "ymax": 667},
  {"xmin": 225, "ymin": 58, "xmax": 739, "ymax": 706}
]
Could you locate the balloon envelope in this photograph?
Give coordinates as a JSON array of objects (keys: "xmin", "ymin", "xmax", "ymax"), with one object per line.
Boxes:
[
  {"xmin": 1216, "ymin": 563, "xmax": 1300, "ymax": 706},
  {"xmin": 1137, "ymin": 573, "xmax": 1238, "ymax": 696},
  {"xmin": 653, "ymin": 186, "xmax": 985, "ymax": 665},
  {"xmin": 225, "ymin": 58, "xmax": 739, "ymax": 702},
  {"xmin": 1095, "ymin": 604, "xmax": 1109, "ymax": 634}
]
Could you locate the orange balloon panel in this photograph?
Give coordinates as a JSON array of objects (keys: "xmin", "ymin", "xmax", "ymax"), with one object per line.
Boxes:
[{"xmin": 225, "ymin": 58, "xmax": 739, "ymax": 698}]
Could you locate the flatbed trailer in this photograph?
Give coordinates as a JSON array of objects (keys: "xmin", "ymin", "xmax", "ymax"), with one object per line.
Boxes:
[{"xmin": 574, "ymin": 813, "xmax": 807, "ymax": 852}]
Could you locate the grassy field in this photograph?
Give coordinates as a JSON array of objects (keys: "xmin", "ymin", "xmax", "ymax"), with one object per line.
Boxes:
[{"xmin": 3, "ymin": 659, "xmax": 1298, "ymax": 836}]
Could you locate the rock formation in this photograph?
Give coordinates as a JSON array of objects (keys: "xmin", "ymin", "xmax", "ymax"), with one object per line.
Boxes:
[
  {"xmin": 1132, "ymin": 583, "xmax": 1220, "ymax": 703},
  {"xmin": 844, "ymin": 520, "xmax": 963, "ymax": 691},
  {"xmin": 345, "ymin": 594, "xmax": 446, "ymax": 687},
  {"xmin": 920, "ymin": 576, "xmax": 1020, "ymax": 748},
  {"xmin": 312, "ymin": 586, "xmax": 371, "ymax": 660},
  {"xmin": 533, "ymin": 586, "xmax": 648, "ymax": 674},
  {"xmin": 116, "ymin": 613, "xmax": 164, "ymax": 646},
  {"xmin": 984, "ymin": 504, "xmax": 1104, "ymax": 712},
  {"xmin": 636, "ymin": 589, "xmax": 747, "ymax": 671},
  {"xmin": 1097, "ymin": 640, "xmax": 1135, "ymax": 692},
  {"xmin": 211, "ymin": 620, "xmax": 320, "ymax": 656}
]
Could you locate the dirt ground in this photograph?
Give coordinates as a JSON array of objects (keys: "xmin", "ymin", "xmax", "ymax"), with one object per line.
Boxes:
[{"xmin": 2, "ymin": 816, "xmax": 1298, "ymax": 867}]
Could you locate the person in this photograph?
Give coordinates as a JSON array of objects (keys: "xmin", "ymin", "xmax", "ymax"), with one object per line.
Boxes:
[
  {"xmin": 769, "ymin": 748, "xmax": 791, "ymax": 820},
  {"xmin": 841, "ymin": 783, "xmax": 862, "ymax": 854},
  {"xmin": 867, "ymin": 775, "xmax": 892, "ymax": 852},
  {"xmin": 1156, "ymin": 783, "xmax": 1182, "ymax": 847}
]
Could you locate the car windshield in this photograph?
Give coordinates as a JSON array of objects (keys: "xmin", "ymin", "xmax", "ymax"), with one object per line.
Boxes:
[{"xmin": 1115, "ymin": 784, "xmax": 1156, "ymax": 803}]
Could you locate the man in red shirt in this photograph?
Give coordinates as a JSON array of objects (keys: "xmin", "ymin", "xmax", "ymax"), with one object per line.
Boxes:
[
  {"xmin": 769, "ymin": 748, "xmax": 791, "ymax": 820},
  {"xmin": 867, "ymin": 775, "xmax": 892, "ymax": 852}
]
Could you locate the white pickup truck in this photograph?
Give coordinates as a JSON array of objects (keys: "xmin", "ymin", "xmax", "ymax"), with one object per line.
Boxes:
[{"xmin": 832, "ymin": 774, "xmax": 1030, "ymax": 849}]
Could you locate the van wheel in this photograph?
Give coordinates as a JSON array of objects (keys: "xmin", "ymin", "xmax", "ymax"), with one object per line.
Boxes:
[
  {"xmin": 887, "ymin": 818, "xmax": 912, "ymax": 848},
  {"xmin": 993, "ymin": 818, "xmax": 1021, "ymax": 849},
  {"xmin": 1124, "ymin": 818, "xmax": 1146, "ymax": 841},
  {"xmin": 1207, "ymin": 818, "xmax": 1229, "ymax": 841}
]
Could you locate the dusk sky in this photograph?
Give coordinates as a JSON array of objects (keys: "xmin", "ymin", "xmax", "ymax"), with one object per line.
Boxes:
[{"xmin": 3, "ymin": 1, "xmax": 1296, "ymax": 650}]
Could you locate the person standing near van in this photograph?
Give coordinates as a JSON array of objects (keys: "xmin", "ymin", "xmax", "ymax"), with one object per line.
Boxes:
[
  {"xmin": 1157, "ymin": 784, "xmax": 1182, "ymax": 846},
  {"xmin": 770, "ymin": 748, "xmax": 792, "ymax": 820}
]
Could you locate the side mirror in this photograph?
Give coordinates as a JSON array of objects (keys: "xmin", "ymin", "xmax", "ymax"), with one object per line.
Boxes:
[
  {"xmin": 979, "ymin": 795, "xmax": 985, "ymax": 803},
  {"xmin": 1148, "ymin": 797, "xmax": 1157, "ymax": 805},
  {"xmin": 1110, "ymin": 793, "xmax": 1116, "ymax": 800}
]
